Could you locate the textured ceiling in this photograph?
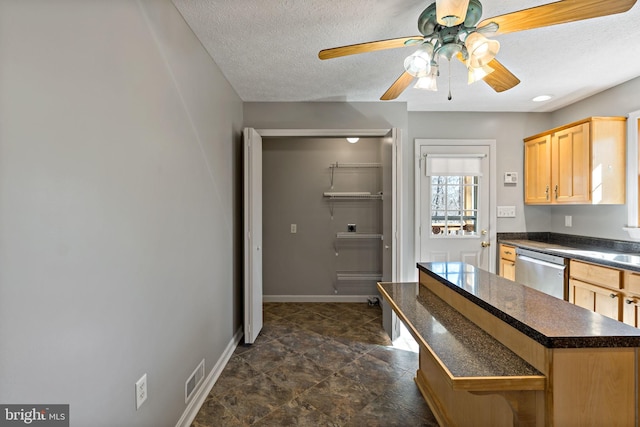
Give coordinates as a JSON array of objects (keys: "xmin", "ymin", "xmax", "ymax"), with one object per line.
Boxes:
[{"xmin": 172, "ymin": 0, "xmax": 640, "ymax": 112}]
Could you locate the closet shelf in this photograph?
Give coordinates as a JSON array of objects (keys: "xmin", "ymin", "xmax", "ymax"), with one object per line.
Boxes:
[
  {"xmin": 323, "ymin": 192, "xmax": 383, "ymax": 200},
  {"xmin": 329, "ymin": 162, "xmax": 381, "ymax": 168},
  {"xmin": 336, "ymin": 272, "xmax": 382, "ymax": 282},
  {"xmin": 336, "ymin": 232, "xmax": 383, "ymax": 239}
]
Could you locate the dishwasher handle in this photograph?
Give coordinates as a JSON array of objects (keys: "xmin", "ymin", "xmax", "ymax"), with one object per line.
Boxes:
[{"xmin": 516, "ymin": 255, "xmax": 566, "ymax": 270}]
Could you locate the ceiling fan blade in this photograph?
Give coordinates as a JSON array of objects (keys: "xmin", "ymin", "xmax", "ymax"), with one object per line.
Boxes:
[
  {"xmin": 381, "ymin": 72, "xmax": 414, "ymax": 100},
  {"xmin": 478, "ymin": 0, "xmax": 637, "ymax": 36},
  {"xmin": 482, "ymin": 59, "xmax": 521, "ymax": 92},
  {"xmin": 319, "ymin": 36, "xmax": 424, "ymax": 60}
]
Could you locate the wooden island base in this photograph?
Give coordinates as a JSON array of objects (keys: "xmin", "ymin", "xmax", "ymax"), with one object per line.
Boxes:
[{"xmin": 378, "ymin": 262, "xmax": 640, "ymax": 427}]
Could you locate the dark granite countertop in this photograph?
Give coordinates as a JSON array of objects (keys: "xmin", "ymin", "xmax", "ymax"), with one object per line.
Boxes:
[
  {"xmin": 418, "ymin": 261, "xmax": 640, "ymax": 348},
  {"xmin": 378, "ymin": 282, "xmax": 544, "ymax": 383},
  {"xmin": 498, "ymin": 232, "xmax": 640, "ymax": 272}
]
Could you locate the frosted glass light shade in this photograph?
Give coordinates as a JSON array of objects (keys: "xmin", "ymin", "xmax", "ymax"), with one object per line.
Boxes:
[
  {"xmin": 404, "ymin": 44, "xmax": 434, "ymax": 78},
  {"xmin": 436, "ymin": 0, "xmax": 470, "ymax": 27},
  {"xmin": 414, "ymin": 65, "xmax": 438, "ymax": 91},
  {"xmin": 468, "ymin": 64, "xmax": 494, "ymax": 84},
  {"xmin": 414, "ymin": 76, "xmax": 438, "ymax": 91},
  {"xmin": 465, "ymin": 32, "xmax": 500, "ymax": 68}
]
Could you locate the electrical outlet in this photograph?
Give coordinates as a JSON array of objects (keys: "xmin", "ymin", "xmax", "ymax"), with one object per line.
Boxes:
[
  {"xmin": 565, "ymin": 215, "xmax": 572, "ymax": 227},
  {"xmin": 290, "ymin": 224, "xmax": 297, "ymax": 234},
  {"xmin": 135, "ymin": 374, "xmax": 148, "ymax": 410}
]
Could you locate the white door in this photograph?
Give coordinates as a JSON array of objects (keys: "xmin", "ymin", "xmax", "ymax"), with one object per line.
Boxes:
[
  {"xmin": 416, "ymin": 141, "xmax": 495, "ymax": 271},
  {"xmin": 243, "ymin": 128, "xmax": 263, "ymax": 344}
]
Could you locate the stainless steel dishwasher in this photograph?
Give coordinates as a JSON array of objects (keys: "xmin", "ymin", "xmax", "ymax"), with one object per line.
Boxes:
[{"xmin": 514, "ymin": 247, "xmax": 568, "ymax": 300}]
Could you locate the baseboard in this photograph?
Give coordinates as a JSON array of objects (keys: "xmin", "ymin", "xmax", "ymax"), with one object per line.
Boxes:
[
  {"xmin": 263, "ymin": 294, "xmax": 378, "ymax": 303},
  {"xmin": 175, "ymin": 327, "xmax": 243, "ymax": 427}
]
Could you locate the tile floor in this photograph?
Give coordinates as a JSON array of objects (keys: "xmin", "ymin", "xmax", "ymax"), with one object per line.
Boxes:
[{"xmin": 191, "ymin": 302, "xmax": 438, "ymax": 426}]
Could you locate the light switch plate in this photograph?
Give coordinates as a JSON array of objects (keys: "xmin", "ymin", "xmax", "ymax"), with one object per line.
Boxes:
[{"xmin": 497, "ymin": 206, "xmax": 516, "ymax": 218}]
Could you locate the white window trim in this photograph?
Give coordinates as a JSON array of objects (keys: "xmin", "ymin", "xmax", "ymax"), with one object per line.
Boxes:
[{"xmin": 625, "ymin": 110, "xmax": 640, "ymax": 237}]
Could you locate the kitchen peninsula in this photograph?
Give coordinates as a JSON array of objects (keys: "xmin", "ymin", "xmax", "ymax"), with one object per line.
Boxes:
[{"xmin": 379, "ymin": 262, "xmax": 640, "ymax": 427}]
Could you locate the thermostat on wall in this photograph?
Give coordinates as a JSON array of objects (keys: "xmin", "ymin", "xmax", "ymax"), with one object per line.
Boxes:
[{"xmin": 504, "ymin": 172, "xmax": 518, "ymax": 184}]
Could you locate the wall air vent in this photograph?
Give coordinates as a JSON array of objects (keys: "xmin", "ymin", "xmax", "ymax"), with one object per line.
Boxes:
[{"xmin": 185, "ymin": 359, "xmax": 205, "ymax": 403}]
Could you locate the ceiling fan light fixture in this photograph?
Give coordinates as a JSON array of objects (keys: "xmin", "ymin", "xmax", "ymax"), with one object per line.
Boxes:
[
  {"xmin": 436, "ymin": 0, "xmax": 470, "ymax": 27},
  {"xmin": 465, "ymin": 32, "xmax": 500, "ymax": 68},
  {"xmin": 403, "ymin": 44, "xmax": 434, "ymax": 77},
  {"xmin": 468, "ymin": 63, "xmax": 494, "ymax": 84},
  {"xmin": 414, "ymin": 65, "xmax": 439, "ymax": 91}
]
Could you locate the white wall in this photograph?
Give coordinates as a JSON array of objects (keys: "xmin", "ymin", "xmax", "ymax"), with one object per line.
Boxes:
[{"xmin": 0, "ymin": 1, "xmax": 243, "ymax": 426}]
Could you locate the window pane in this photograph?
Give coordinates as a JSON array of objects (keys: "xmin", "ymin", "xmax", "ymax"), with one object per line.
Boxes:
[{"xmin": 430, "ymin": 175, "xmax": 479, "ymax": 238}]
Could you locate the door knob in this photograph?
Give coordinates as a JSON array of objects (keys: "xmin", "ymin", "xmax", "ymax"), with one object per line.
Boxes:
[{"xmin": 481, "ymin": 241, "xmax": 490, "ymax": 248}]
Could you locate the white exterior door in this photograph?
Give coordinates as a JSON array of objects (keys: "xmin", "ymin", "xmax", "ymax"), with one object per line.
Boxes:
[
  {"xmin": 243, "ymin": 128, "xmax": 263, "ymax": 344},
  {"xmin": 416, "ymin": 140, "xmax": 495, "ymax": 272}
]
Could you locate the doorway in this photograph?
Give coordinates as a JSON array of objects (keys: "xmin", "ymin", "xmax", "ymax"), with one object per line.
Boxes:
[
  {"xmin": 414, "ymin": 139, "xmax": 497, "ymax": 272},
  {"xmin": 244, "ymin": 128, "xmax": 402, "ymax": 343}
]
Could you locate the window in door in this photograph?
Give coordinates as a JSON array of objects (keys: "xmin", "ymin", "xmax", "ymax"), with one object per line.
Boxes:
[{"xmin": 430, "ymin": 175, "xmax": 478, "ymax": 237}]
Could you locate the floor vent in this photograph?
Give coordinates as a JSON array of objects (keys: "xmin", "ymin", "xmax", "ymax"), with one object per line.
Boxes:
[{"xmin": 185, "ymin": 359, "xmax": 205, "ymax": 403}]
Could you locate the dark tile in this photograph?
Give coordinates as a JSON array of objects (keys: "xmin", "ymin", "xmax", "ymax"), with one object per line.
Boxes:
[
  {"xmin": 241, "ymin": 338, "xmax": 301, "ymax": 372},
  {"xmin": 208, "ymin": 355, "xmax": 260, "ymax": 397},
  {"xmin": 219, "ymin": 373, "xmax": 294, "ymax": 425},
  {"xmin": 297, "ymin": 372, "xmax": 379, "ymax": 424},
  {"xmin": 367, "ymin": 345, "xmax": 419, "ymax": 373},
  {"xmin": 192, "ymin": 302, "xmax": 436, "ymax": 426},
  {"xmin": 344, "ymin": 393, "xmax": 439, "ymax": 427},
  {"xmin": 336, "ymin": 353, "xmax": 404, "ymax": 396},
  {"xmin": 252, "ymin": 398, "xmax": 340, "ymax": 427},
  {"xmin": 190, "ymin": 397, "xmax": 243, "ymax": 427},
  {"xmin": 266, "ymin": 354, "xmax": 334, "ymax": 396},
  {"xmin": 303, "ymin": 339, "xmax": 360, "ymax": 371}
]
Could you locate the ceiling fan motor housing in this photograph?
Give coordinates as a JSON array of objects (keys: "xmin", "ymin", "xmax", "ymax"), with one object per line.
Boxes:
[{"xmin": 418, "ymin": 0, "xmax": 483, "ymax": 36}]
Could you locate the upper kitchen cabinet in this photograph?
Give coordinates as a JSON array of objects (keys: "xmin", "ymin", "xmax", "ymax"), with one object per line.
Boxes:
[{"xmin": 524, "ymin": 117, "xmax": 626, "ymax": 205}]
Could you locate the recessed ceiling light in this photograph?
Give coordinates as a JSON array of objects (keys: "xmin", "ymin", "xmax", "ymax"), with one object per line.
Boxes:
[{"xmin": 532, "ymin": 95, "xmax": 552, "ymax": 102}]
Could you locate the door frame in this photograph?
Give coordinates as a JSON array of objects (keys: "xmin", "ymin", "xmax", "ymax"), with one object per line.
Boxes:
[
  {"xmin": 413, "ymin": 138, "xmax": 497, "ymax": 273},
  {"xmin": 251, "ymin": 128, "xmax": 403, "ymax": 283}
]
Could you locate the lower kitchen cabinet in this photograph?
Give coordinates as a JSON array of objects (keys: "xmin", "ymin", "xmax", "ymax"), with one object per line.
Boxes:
[
  {"xmin": 623, "ymin": 271, "xmax": 640, "ymax": 327},
  {"xmin": 569, "ymin": 260, "xmax": 623, "ymax": 321},
  {"xmin": 498, "ymin": 244, "xmax": 516, "ymax": 281},
  {"xmin": 569, "ymin": 278, "xmax": 621, "ymax": 320}
]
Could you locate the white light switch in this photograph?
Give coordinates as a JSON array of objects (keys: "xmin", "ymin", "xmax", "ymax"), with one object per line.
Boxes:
[
  {"xmin": 497, "ymin": 206, "xmax": 516, "ymax": 218},
  {"xmin": 290, "ymin": 224, "xmax": 297, "ymax": 233}
]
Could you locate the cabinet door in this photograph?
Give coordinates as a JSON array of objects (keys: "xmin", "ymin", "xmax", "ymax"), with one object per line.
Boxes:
[
  {"xmin": 524, "ymin": 135, "xmax": 551, "ymax": 204},
  {"xmin": 500, "ymin": 259, "xmax": 516, "ymax": 281},
  {"xmin": 594, "ymin": 290, "xmax": 621, "ymax": 321},
  {"xmin": 551, "ymin": 123, "xmax": 590, "ymax": 203},
  {"xmin": 570, "ymin": 278, "xmax": 621, "ymax": 320},
  {"xmin": 569, "ymin": 279, "xmax": 595, "ymax": 310},
  {"xmin": 622, "ymin": 296, "xmax": 640, "ymax": 328}
]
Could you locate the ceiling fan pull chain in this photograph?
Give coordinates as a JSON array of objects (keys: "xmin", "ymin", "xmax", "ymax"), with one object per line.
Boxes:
[{"xmin": 447, "ymin": 59, "xmax": 452, "ymax": 101}]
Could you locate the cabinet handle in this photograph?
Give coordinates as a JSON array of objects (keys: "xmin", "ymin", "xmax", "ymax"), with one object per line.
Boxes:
[
  {"xmin": 504, "ymin": 251, "xmax": 512, "ymax": 255},
  {"xmin": 554, "ymin": 184, "xmax": 558, "ymax": 200},
  {"xmin": 545, "ymin": 185, "xmax": 550, "ymax": 201},
  {"xmin": 626, "ymin": 299, "xmax": 634, "ymax": 305},
  {"xmin": 610, "ymin": 293, "xmax": 617, "ymax": 299}
]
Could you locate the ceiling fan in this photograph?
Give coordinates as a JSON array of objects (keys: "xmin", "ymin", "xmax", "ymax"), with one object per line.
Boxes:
[{"xmin": 319, "ymin": 0, "xmax": 637, "ymax": 100}]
